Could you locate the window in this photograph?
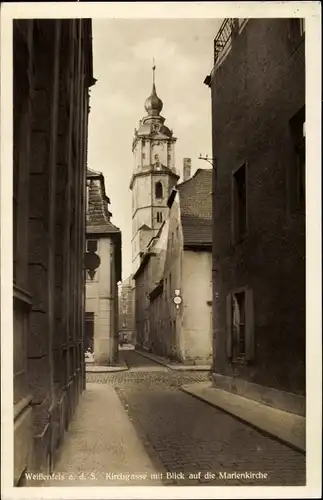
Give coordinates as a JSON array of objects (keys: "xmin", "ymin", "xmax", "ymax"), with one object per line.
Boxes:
[
  {"xmin": 290, "ymin": 18, "xmax": 305, "ymax": 38},
  {"xmin": 233, "ymin": 292, "xmax": 245, "ymax": 357},
  {"xmin": 157, "ymin": 211, "xmax": 163, "ymax": 223},
  {"xmin": 86, "ymin": 181, "xmax": 90, "ymax": 215},
  {"xmin": 232, "ymin": 163, "xmax": 247, "ymax": 241},
  {"xmin": 142, "ymin": 152, "xmax": 146, "ymax": 159},
  {"xmin": 299, "ymin": 18, "xmax": 305, "ymax": 36},
  {"xmin": 226, "ymin": 288, "xmax": 254, "ymax": 362},
  {"xmin": 87, "ymin": 239, "xmax": 98, "ymax": 253},
  {"xmin": 155, "ymin": 181, "xmax": 163, "ymax": 199},
  {"xmin": 290, "ymin": 106, "xmax": 305, "ymax": 210},
  {"xmin": 289, "ymin": 19, "xmax": 305, "ymax": 47}
]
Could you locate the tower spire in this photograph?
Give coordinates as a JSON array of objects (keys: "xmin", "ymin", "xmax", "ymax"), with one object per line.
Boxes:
[
  {"xmin": 144, "ymin": 59, "xmax": 163, "ymax": 116},
  {"xmin": 152, "ymin": 58, "xmax": 156, "ymax": 86}
]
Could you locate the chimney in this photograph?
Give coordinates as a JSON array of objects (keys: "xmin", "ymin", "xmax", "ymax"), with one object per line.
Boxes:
[{"xmin": 183, "ymin": 158, "xmax": 191, "ymax": 182}]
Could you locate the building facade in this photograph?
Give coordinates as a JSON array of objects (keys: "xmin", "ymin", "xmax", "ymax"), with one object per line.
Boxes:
[
  {"xmin": 130, "ymin": 66, "xmax": 179, "ymax": 275},
  {"xmin": 118, "ymin": 276, "xmax": 133, "ymax": 344},
  {"xmin": 13, "ymin": 19, "xmax": 95, "ymax": 484},
  {"xmin": 85, "ymin": 169, "xmax": 121, "ymax": 365},
  {"xmin": 134, "ymin": 167, "xmax": 213, "ymax": 365},
  {"xmin": 206, "ymin": 18, "xmax": 305, "ymax": 414}
]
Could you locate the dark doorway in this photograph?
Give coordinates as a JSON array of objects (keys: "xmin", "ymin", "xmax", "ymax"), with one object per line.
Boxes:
[{"xmin": 85, "ymin": 312, "xmax": 94, "ymax": 352}]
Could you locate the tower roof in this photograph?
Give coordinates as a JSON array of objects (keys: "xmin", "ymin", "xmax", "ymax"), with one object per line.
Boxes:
[{"xmin": 144, "ymin": 62, "xmax": 163, "ymax": 117}]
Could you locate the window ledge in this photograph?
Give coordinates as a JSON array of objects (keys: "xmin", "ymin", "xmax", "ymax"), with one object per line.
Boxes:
[
  {"xmin": 13, "ymin": 285, "xmax": 33, "ymax": 308},
  {"xmin": 232, "ymin": 357, "xmax": 248, "ymax": 365},
  {"xmin": 14, "ymin": 394, "xmax": 33, "ymax": 420}
]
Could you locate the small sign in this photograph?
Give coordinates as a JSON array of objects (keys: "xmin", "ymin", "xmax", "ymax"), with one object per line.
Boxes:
[{"xmin": 174, "ymin": 296, "xmax": 182, "ymax": 305}]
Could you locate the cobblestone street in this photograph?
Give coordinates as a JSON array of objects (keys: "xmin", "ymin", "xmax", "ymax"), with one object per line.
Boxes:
[{"xmin": 86, "ymin": 349, "xmax": 306, "ymax": 487}]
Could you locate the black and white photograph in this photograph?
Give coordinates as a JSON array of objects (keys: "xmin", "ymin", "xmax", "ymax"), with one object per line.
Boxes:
[{"xmin": 0, "ymin": 2, "xmax": 321, "ymax": 499}]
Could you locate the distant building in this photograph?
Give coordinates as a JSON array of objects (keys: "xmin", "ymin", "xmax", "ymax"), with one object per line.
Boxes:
[
  {"xmin": 13, "ymin": 19, "xmax": 95, "ymax": 484},
  {"xmin": 118, "ymin": 276, "xmax": 133, "ymax": 344},
  {"xmin": 85, "ymin": 168, "xmax": 121, "ymax": 365},
  {"xmin": 205, "ymin": 18, "xmax": 305, "ymax": 414},
  {"xmin": 134, "ymin": 167, "xmax": 213, "ymax": 365}
]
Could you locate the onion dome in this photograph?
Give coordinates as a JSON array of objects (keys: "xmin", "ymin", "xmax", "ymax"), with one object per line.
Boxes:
[
  {"xmin": 145, "ymin": 84, "xmax": 163, "ymax": 116},
  {"xmin": 144, "ymin": 61, "xmax": 163, "ymax": 116}
]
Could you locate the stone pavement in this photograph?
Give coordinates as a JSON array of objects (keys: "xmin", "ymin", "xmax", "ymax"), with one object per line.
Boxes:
[
  {"xmin": 181, "ymin": 381, "xmax": 305, "ymax": 453},
  {"xmin": 32, "ymin": 349, "xmax": 305, "ymax": 489},
  {"xmin": 40, "ymin": 383, "xmax": 164, "ymax": 487},
  {"xmin": 87, "ymin": 367, "xmax": 305, "ymax": 487}
]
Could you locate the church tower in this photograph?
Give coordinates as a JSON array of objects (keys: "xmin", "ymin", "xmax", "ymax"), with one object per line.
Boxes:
[{"xmin": 130, "ymin": 64, "xmax": 179, "ymax": 273}]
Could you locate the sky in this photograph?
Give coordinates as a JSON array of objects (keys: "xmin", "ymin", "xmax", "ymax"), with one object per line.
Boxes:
[{"xmin": 87, "ymin": 18, "xmax": 222, "ymax": 281}]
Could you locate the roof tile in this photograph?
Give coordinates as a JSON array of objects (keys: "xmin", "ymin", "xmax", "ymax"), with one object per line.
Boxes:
[{"xmin": 178, "ymin": 169, "xmax": 212, "ymax": 247}]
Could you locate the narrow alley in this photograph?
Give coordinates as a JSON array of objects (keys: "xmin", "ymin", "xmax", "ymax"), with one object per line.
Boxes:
[
  {"xmin": 7, "ymin": 13, "xmax": 318, "ymax": 498},
  {"xmin": 44, "ymin": 348, "xmax": 305, "ymax": 488}
]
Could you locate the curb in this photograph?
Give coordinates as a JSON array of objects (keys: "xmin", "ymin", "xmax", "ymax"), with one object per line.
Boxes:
[
  {"xmin": 86, "ymin": 360, "xmax": 129, "ymax": 373},
  {"xmin": 135, "ymin": 349, "xmax": 211, "ymax": 372},
  {"xmin": 181, "ymin": 382, "xmax": 305, "ymax": 454}
]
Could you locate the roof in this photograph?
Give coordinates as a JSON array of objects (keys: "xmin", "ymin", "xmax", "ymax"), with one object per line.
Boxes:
[
  {"xmin": 87, "ymin": 170, "xmax": 119, "ymax": 232},
  {"xmin": 87, "ymin": 223, "xmax": 120, "ymax": 235},
  {"xmin": 86, "ymin": 169, "xmax": 122, "ymax": 280},
  {"xmin": 138, "ymin": 224, "xmax": 152, "ymax": 232},
  {"xmin": 87, "ymin": 167, "xmax": 102, "ymax": 178},
  {"xmin": 177, "ymin": 168, "xmax": 212, "ymax": 248}
]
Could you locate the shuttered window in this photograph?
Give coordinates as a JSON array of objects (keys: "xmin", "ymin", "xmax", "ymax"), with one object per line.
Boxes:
[{"xmin": 226, "ymin": 287, "xmax": 254, "ymax": 362}]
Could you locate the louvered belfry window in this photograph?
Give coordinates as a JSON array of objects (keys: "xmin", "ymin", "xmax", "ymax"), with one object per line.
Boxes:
[{"xmin": 155, "ymin": 181, "xmax": 163, "ymax": 199}]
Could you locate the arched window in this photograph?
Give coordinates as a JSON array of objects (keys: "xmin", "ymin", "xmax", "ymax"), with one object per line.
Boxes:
[{"xmin": 155, "ymin": 181, "xmax": 163, "ymax": 199}]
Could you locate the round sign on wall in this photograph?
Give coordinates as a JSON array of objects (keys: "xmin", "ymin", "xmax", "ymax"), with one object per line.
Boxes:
[{"xmin": 84, "ymin": 252, "xmax": 101, "ymax": 271}]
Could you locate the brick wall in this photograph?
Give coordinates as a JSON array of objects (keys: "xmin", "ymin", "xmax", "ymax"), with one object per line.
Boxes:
[{"xmin": 211, "ymin": 19, "xmax": 305, "ymax": 395}]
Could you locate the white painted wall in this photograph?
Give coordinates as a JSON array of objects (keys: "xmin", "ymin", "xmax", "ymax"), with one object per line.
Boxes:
[
  {"xmin": 85, "ymin": 236, "xmax": 118, "ymax": 365},
  {"xmin": 182, "ymin": 250, "xmax": 213, "ymax": 363},
  {"xmin": 146, "ymin": 191, "xmax": 213, "ymax": 365}
]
